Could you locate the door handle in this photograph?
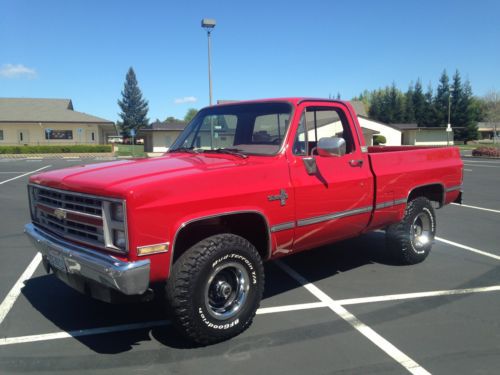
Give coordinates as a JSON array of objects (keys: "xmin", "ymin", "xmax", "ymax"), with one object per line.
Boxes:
[{"xmin": 349, "ymin": 159, "xmax": 363, "ymax": 167}]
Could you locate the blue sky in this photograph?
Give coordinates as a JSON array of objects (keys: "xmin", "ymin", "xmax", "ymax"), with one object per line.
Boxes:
[{"xmin": 1, "ymin": 0, "xmax": 499, "ymax": 122}]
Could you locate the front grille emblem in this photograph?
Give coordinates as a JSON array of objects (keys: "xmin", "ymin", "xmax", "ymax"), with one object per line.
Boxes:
[{"xmin": 54, "ymin": 208, "xmax": 67, "ymax": 220}]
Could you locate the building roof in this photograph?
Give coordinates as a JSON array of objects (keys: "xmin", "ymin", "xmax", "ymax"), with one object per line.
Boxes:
[
  {"xmin": 0, "ymin": 98, "xmax": 113, "ymax": 123},
  {"xmin": 140, "ymin": 120, "xmax": 188, "ymax": 132},
  {"xmin": 389, "ymin": 123, "xmax": 460, "ymax": 131},
  {"xmin": 478, "ymin": 122, "xmax": 500, "ymax": 130}
]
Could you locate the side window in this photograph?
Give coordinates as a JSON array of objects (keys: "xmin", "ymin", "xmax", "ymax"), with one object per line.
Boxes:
[
  {"xmin": 252, "ymin": 113, "xmax": 289, "ymax": 144},
  {"xmin": 293, "ymin": 106, "xmax": 354, "ymax": 156}
]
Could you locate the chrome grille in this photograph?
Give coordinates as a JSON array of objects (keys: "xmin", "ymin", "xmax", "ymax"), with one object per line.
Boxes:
[{"xmin": 30, "ymin": 185, "xmax": 105, "ymax": 248}]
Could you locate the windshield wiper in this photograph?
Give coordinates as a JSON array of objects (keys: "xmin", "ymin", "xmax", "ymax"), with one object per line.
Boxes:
[{"xmin": 201, "ymin": 148, "xmax": 248, "ymax": 159}]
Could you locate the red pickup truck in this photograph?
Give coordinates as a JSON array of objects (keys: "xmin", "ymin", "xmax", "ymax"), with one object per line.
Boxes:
[{"xmin": 25, "ymin": 98, "xmax": 463, "ymax": 344}]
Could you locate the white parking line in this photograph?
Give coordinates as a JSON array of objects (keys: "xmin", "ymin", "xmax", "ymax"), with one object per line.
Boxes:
[
  {"xmin": 0, "ymin": 253, "xmax": 42, "ymax": 325},
  {"xmin": 0, "ymin": 165, "xmax": 51, "ymax": 185},
  {"xmin": 275, "ymin": 260, "xmax": 430, "ymax": 375},
  {"xmin": 257, "ymin": 301, "xmax": 327, "ymax": 314},
  {"xmin": 463, "ymin": 163, "xmax": 499, "ymax": 168},
  {"xmin": 3, "ymin": 283, "xmax": 500, "ymax": 347},
  {"xmin": 463, "ymin": 169, "xmax": 472, "ymax": 172},
  {"xmin": 436, "ymin": 237, "xmax": 500, "ymax": 261},
  {"xmin": 451, "ymin": 203, "xmax": 500, "ymax": 213},
  {"xmin": 336, "ymin": 285, "xmax": 500, "ymax": 305},
  {"xmin": 0, "ymin": 320, "xmax": 169, "ymax": 346},
  {"xmin": 461, "ymin": 159, "xmax": 500, "ymax": 164}
]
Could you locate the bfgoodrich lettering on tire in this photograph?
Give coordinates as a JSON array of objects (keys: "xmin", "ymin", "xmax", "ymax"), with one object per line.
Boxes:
[
  {"xmin": 386, "ymin": 197, "xmax": 436, "ymax": 265},
  {"xmin": 165, "ymin": 234, "xmax": 264, "ymax": 345}
]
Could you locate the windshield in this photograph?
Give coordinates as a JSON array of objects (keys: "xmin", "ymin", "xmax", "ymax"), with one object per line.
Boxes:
[{"xmin": 169, "ymin": 102, "xmax": 292, "ymax": 156}]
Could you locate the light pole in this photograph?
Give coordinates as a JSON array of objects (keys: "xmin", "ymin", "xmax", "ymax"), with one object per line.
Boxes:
[
  {"xmin": 201, "ymin": 18, "xmax": 216, "ymax": 106},
  {"xmin": 446, "ymin": 87, "xmax": 454, "ymax": 146}
]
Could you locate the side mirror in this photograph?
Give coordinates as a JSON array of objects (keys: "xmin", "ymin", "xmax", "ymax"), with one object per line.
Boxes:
[{"xmin": 317, "ymin": 137, "xmax": 346, "ymax": 157}]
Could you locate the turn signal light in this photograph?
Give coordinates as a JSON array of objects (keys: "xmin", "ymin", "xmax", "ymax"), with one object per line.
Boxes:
[{"xmin": 137, "ymin": 243, "xmax": 169, "ymax": 256}]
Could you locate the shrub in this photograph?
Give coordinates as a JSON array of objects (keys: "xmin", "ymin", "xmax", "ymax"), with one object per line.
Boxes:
[
  {"xmin": 472, "ymin": 147, "xmax": 500, "ymax": 157},
  {"xmin": 0, "ymin": 145, "xmax": 112, "ymax": 154}
]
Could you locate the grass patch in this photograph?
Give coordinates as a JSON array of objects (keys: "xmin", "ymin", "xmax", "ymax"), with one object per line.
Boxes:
[
  {"xmin": 0, "ymin": 145, "xmax": 112, "ymax": 154},
  {"xmin": 113, "ymin": 144, "xmax": 146, "ymax": 157}
]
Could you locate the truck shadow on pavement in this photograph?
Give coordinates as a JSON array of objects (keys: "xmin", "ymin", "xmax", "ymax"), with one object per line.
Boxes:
[{"xmin": 20, "ymin": 231, "xmax": 499, "ymax": 360}]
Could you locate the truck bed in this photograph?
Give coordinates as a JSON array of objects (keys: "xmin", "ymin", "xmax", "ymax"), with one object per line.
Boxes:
[{"xmin": 365, "ymin": 145, "xmax": 463, "ymax": 230}]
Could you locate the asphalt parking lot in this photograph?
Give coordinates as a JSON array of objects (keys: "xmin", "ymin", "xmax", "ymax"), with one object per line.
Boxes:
[{"xmin": 0, "ymin": 156, "xmax": 499, "ymax": 374}]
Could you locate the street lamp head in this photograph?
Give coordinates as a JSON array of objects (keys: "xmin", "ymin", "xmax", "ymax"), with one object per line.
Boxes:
[{"xmin": 201, "ymin": 18, "xmax": 216, "ymax": 29}]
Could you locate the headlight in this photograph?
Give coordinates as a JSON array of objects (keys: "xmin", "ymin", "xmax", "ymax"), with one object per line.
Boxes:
[
  {"xmin": 102, "ymin": 200, "xmax": 128, "ymax": 253},
  {"xmin": 113, "ymin": 229, "xmax": 126, "ymax": 250},
  {"xmin": 111, "ymin": 202, "xmax": 124, "ymax": 222}
]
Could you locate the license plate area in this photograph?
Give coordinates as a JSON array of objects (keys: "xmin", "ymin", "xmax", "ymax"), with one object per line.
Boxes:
[{"xmin": 47, "ymin": 251, "xmax": 67, "ymax": 273}]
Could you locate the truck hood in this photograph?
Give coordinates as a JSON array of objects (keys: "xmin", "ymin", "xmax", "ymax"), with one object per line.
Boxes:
[{"xmin": 30, "ymin": 153, "xmax": 250, "ymax": 198}]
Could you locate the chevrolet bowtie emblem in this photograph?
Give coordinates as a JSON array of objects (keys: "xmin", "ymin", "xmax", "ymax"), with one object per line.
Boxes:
[
  {"xmin": 54, "ymin": 208, "xmax": 67, "ymax": 220},
  {"xmin": 268, "ymin": 189, "xmax": 288, "ymax": 206}
]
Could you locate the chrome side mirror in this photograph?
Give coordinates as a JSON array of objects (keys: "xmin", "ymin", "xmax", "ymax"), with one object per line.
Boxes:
[{"xmin": 317, "ymin": 137, "xmax": 346, "ymax": 157}]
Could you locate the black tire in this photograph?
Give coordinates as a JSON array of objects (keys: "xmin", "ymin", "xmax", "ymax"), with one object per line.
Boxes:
[
  {"xmin": 386, "ymin": 197, "xmax": 436, "ymax": 265},
  {"xmin": 165, "ymin": 234, "xmax": 265, "ymax": 345}
]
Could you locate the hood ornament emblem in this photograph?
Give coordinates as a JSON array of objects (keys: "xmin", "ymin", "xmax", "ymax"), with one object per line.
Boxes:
[
  {"xmin": 268, "ymin": 189, "xmax": 288, "ymax": 206},
  {"xmin": 54, "ymin": 208, "xmax": 67, "ymax": 220}
]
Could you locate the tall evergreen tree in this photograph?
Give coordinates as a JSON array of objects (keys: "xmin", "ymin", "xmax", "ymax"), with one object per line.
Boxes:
[
  {"xmin": 413, "ymin": 79, "xmax": 426, "ymax": 125},
  {"xmin": 117, "ymin": 67, "xmax": 149, "ymax": 136},
  {"xmin": 434, "ymin": 70, "xmax": 451, "ymax": 126},
  {"xmin": 461, "ymin": 80, "xmax": 479, "ymax": 141},
  {"xmin": 404, "ymin": 83, "xmax": 416, "ymax": 123},
  {"xmin": 422, "ymin": 84, "xmax": 438, "ymax": 126}
]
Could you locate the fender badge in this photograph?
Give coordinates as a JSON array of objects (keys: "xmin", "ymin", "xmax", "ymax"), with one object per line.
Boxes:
[
  {"xmin": 54, "ymin": 208, "xmax": 67, "ymax": 220},
  {"xmin": 268, "ymin": 189, "xmax": 288, "ymax": 206}
]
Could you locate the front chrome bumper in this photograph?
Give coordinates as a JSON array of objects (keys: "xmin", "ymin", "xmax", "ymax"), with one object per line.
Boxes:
[{"xmin": 24, "ymin": 223, "xmax": 150, "ymax": 296}]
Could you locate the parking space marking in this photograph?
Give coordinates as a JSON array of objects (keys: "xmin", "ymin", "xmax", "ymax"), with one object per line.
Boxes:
[
  {"xmin": 0, "ymin": 320, "xmax": 170, "ymax": 346},
  {"xmin": 3, "ymin": 282, "xmax": 500, "ymax": 348},
  {"xmin": 0, "ymin": 165, "xmax": 51, "ymax": 185},
  {"xmin": 257, "ymin": 301, "xmax": 327, "ymax": 315},
  {"xmin": 451, "ymin": 203, "xmax": 500, "ymax": 213},
  {"xmin": 463, "ymin": 163, "xmax": 500, "ymax": 168},
  {"xmin": 336, "ymin": 285, "xmax": 500, "ymax": 306},
  {"xmin": 461, "ymin": 159, "xmax": 500, "ymax": 164},
  {"xmin": 0, "ymin": 253, "xmax": 42, "ymax": 325},
  {"xmin": 436, "ymin": 237, "xmax": 500, "ymax": 261},
  {"xmin": 275, "ymin": 260, "xmax": 430, "ymax": 375}
]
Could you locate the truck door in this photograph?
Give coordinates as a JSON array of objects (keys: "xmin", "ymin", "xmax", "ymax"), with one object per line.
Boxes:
[{"xmin": 288, "ymin": 102, "xmax": 374, "ymax": 252}]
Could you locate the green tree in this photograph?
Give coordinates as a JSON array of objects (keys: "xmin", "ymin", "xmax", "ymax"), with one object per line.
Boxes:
[
  {"xmin": 422, "ymin": 84, "xmax": 438, "ymax": 126},
  {"xmin": 184, "ymin": 108, "xmax": 198, "ymax": 123},
  {"xmin": 404, "ymin": 84, "xmax": 416, "ymax": 123},
  {"xmin": 117, "ymin": 67, "xmax": 149, "ymax": 136},
  {"xmin": 434, "ymin": 70, "xmax": 450, "ymax": 126},
  {"xmin": 413, "ymin": 79, "xmax": 426, "ymax": 125}
]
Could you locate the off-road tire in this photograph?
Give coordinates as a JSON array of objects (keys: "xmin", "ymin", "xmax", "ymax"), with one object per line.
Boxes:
[
  {"xmin": 165, "ymin": 234, "xmax": 264, "ymax": 345},
  {"xmin": 386, "ymin": 197, "xmax": 436, "ymax": 265}
]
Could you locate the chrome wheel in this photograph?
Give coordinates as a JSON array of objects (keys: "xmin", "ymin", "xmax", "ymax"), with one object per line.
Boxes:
[
  {"xmin": 410, "ymin": 211, "xmax": 432, "ymax": 253},
  {"xmin": 205, "ymin": 262, "xmax": 250, "ymax": 320}
]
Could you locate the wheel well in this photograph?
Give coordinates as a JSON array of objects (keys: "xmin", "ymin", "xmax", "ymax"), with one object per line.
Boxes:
[
  {"xmin": 408, "ymin": 184, "xmax": 444, "ymax": 207},
  {"xmin": 172, "ymin": 213, "xmax": 270, "ymax": 264}
]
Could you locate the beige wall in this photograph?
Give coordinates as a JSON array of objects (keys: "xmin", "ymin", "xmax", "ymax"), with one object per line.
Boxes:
[
  {"xmin": 151, "ymin": 130, "xmax": 182, "ymax": 152},
  {"xmin": 402, "ymin": 129, "xmax": 453, "ymax": 146},
  {"xmin": 0, "ymin": 123, "xmax": 108, "ymax": 145}
]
